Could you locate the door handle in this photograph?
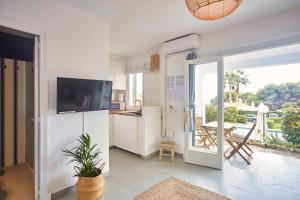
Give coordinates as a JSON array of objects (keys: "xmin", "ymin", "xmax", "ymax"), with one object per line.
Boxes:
[
  {"xmin": 184, "ymin": 110, "xmax": 189, "ymax": 123},
  {"xmin": 184, "ymin": 109, "xmax": 189, "ymax": 132}
]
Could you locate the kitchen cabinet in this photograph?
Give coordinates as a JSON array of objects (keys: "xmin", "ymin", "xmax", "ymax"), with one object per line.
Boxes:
[
  {"xmin": 113, "ymin": 114, "xmax": 138, "ymax": 154},
  {"xmin": 109, "ymin": 59, "xmax": 126, "ymax": 90},
  {"xmin": 109, "ymin": 114, "xmax": 114, "ymax": 147},
  {"xmin": 110, "ymin": 106, "xmax": 161, "ymax": 158}
]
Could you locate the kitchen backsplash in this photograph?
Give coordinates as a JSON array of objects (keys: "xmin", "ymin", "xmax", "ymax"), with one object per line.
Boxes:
[{"xmin": 112, "ymin": 90, "xmax": 126, "ymax": 102}]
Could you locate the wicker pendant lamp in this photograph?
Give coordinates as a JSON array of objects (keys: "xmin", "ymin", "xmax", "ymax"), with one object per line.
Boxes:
[{"xmin": 185, "ymin": 0, "xmax": 243, "ymax": 21}]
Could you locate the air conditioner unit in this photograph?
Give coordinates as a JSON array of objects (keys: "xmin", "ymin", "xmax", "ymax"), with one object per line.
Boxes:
[{"xmin": 162, "ymin": 34, "xmax": 200, "ymax": 55}]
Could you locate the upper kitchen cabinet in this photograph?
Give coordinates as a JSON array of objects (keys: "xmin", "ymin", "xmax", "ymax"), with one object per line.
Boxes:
[{"xmin": 109, "ymin": 54, "xmax": 127, "ymax": 90}]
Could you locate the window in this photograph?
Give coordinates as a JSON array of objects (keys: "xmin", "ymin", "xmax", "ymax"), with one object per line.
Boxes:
[{"xmin": 128, "ymin": 73, "xmax": 143, "ymax": 106}]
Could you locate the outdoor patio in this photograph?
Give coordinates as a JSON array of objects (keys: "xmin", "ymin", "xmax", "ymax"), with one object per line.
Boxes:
[{"xmin": 224, "ymin": 145, "xmax": 300, "ymax": 199}]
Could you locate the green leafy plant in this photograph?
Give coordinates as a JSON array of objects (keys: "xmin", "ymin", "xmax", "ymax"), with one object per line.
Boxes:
[
  {"xmin": 238, "ymin": 110, "xmax": 258, "ymax": 116},
  {"xmin": 224, "ymin": 107, "xmax": 238, "ymax": 123},
  {"xmin": 265, "ymin": 134, "xmax": 300, "ymax": 150},
  {"xmin": 266, "ymin": 135, "xmax": 284, "ymax": 145},
  {"xmin": 236, "ymin": 115, "xmax": 247, "ymax": 123},
  {"xmin": 205, "ymin": 104, "xmax": 217, "ymax": 123},
  {"xmin": 267, "ymin": 119, "xmax": 275, "ymax": 129},
  {"xmin": 63, "ymin": 133, "xmax": 105, "ymax": 177},
  {"xmin": 272, "ymin": 117, "xmax": 283, "ymax": 124},
  {"xmin": 282, "ymin": 107, "xmax": 300, "ymax": 144}
]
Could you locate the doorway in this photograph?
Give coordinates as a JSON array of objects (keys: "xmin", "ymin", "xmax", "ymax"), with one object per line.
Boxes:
[
  {"xmin": 223, "ymin": 43, "xmax": 300, "ymax": 153},
  {"xmin": 184, "ymin": 43, "xmax": 300, "ymax": 170},
  {"xmin": 0, "ymin": 27, "xmax": 35, "ymax": 200},
  {"xmin": 184, "ymin": 57, "xmax": 224, "ymax": 169}
]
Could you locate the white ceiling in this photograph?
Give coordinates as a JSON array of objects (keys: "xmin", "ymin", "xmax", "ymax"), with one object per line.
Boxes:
[{"xmin": 61, "ymin": 0, "xmax": 300, "ymax": 57}]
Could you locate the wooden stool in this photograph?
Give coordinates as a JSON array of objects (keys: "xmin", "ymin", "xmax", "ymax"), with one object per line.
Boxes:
[{"xmin": 159, "ymin": 141, "xmax": 175, "ymax": 161}]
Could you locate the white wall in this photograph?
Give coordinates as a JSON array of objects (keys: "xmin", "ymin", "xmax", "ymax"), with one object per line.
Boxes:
[
  {"xmin": 143, "ymin": 71, "xmax": 160, "ymax": 106},
  {"xmin": 127, "ymin": 49, "xmax": 161, "ymax": 107},
  {"xmin": 0, "ymin": 0, "xmax": 109, "ymax": 196},
  {"xmin": 199, "ymin": 7, "xmax": 300, "ymax": 55},
  {"xmin": 127, "ymin": 47, "xmax": 159, "ymax": 72}
]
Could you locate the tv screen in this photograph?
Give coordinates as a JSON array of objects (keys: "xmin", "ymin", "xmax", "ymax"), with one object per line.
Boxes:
[{"xmin": 57, "ymin": 77, "xmax": 112, "ymax": 114}]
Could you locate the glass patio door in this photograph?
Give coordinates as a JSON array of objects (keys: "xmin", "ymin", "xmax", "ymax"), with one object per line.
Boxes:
[{"xmin": 184, "ymin": 57, "xmax": 224, "ymax": 169}]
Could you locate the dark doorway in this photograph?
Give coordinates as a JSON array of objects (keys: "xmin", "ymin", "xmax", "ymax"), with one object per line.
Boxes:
[{"xmin": 0, "ymin": 26, "xmax": 35, "ymax": 200}]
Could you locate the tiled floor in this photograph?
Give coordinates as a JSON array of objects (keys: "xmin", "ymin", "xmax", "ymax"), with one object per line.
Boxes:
[
  {"xmin": 57, "ymin": 147, "xmax": 300, "ymax": 200},
  {"xmin": 0, "ymin": 164, "xmax": 34, "ymax": 200}
]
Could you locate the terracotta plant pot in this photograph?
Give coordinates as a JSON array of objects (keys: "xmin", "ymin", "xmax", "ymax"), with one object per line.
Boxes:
[{"xmin": 76, "ymin": 174, "xmax": 105, "ymax": 200}]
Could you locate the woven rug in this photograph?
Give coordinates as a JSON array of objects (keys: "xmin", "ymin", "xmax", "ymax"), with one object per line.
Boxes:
[{"xmin": 134, "ymin": 177, "xmax": 230, "ymax": 200}]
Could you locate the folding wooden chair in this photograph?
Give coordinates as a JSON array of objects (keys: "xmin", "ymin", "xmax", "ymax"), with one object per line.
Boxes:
[
  {"xmin": 224, "ymin": 123, "xmax": 256, "ymax": 164},
  {"xmin": 194, "ymin": 117, "xmax": 216, "ymax": 149}
]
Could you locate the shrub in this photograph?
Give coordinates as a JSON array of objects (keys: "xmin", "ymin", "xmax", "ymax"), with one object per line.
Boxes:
[
  {"xmin": 273, "ymin": 123, "xmax": 282, "ymax": 130},
  {"xmin": 266, "ymin": 135, "xmax": 284, "ymax": 145},
  {"xmin": 238, "ymin": 110, "xmax": 258, "ymax": 116},
  {"xmin": 272, "ymin": 117, "xmax": 283, "ymax": 124},
  {"xmin": 267, "ymin": 119, "xmax": 275, "ymax": 129},
  {"xmin": 224, "ymin": 107, "xmax": 238, "ymax": 123},
  {"xmin": 282, "ymin": 107, "xmax": 300, "ymax": 144},
  {"xmin": 205, "ymin": 104, "xmax": 217, "ymax": 123},
  {"xmin": 236, "ymin": 115, "xmax": 248, "ymax": 123},
  {"xmin": 266, "ymin": 134, "xmax": 300, "ymax": 150}
]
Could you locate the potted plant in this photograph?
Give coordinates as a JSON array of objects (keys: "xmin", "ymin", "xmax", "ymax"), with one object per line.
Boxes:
[{"xmin": 63, "ymin": 133, "xmax": 105, "ymax": 200}]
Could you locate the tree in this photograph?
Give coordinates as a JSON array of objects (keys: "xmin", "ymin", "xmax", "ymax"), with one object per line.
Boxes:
[
  {"xmin": 256, "ymin": 82, "xmax": 300, "ymax": 110},
  {"xmin": 234, "ymin": 70, "xmax": 250, "ymax": 103},
  {"xmin": 240, "ymin": 92, "xmax": 259, "ymax": 106},
  {"xmin": 224, "ymin": 70, "xmax": 250, "ymax": 103},
  {"xmin": 224, "ymin": 91, "xmax": 238, "ymax": 103},
  {"xmin": 224, "ymin": 72, "xmax": 236, "ymax": 103}
]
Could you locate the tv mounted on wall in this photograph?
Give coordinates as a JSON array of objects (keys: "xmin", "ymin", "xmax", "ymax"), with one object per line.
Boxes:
[{"xmin": 57, "ymin": 77, "xmax": 112, "ymax": 114}]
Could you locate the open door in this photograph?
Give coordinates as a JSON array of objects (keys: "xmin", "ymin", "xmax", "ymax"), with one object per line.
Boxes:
[
  {"xmin": 184, "ymin": 57, "xmax": 224, "ymax": 169},
  {"xmin": 33, "ymin": 35, "xmax": 39, "ymax": 200}
]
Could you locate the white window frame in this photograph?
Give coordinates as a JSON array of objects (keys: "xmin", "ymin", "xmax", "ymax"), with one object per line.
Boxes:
[{"xmin": 127, "ymin": 73, "xmax": 143, "ymax": 108}]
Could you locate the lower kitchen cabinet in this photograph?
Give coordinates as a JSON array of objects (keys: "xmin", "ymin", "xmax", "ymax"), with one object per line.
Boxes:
[
  {"xmin": 109, "ymin": 114, "xmax": 114, "ymax": 147},
  {"xmin": 113, "ymin": 114, "xmax": 139, "ymax": 154},
  {"xmin": 109, "ymin": 106, "xmax": 161, "ymax": 157}
]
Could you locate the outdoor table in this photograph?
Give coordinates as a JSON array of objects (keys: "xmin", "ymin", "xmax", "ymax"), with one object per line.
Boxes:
[{"xmin": 200, "ymin": 121, "xmax": 236, "ymax": 148}]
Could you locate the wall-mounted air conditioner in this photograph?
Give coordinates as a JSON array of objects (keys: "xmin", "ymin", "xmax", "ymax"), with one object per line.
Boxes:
[{"xmin": 162, "ymin": 34, "xmax": 200, "ymax": 55}]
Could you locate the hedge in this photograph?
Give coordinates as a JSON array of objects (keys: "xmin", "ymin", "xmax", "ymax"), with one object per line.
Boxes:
[
  {"xmin": 237, "ymin": 115, "xmax": 248, "ymax": 123},
  {"xmin": 238, "ymin": 110, "xmax": 258, "ymax": 116}
]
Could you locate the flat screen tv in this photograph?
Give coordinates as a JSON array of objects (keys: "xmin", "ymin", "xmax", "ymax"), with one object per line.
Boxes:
[{"xmin": 57, "ymin": 77, "xmax": 112, "ymax": 114}]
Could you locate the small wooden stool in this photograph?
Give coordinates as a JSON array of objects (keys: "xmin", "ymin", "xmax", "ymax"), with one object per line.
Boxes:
[{"xmin": 159, "ymin": 141, "xmax": 175, "ymax": 161}]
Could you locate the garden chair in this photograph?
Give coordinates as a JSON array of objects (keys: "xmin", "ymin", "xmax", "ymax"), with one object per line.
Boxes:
[
  {"xmin": 194, "ymin": 117, "xmax": 216, "ymax": 149},
  {"xmin": 224, "ymin": 123, "xmax": 256, "ymax": 164}
]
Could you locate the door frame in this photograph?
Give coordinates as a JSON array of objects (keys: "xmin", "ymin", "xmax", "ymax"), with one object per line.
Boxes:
[
  {"xmin": 184, "ymin": 56, "xmax": 224, "ymax": 169},
  {"xmin": 0, "ymin": 16, "xmax": 49, "ymax": 199}
]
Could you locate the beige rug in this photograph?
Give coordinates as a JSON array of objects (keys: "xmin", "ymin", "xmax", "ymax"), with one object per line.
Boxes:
[{"xmin": 134, "ymin": 177, "xmax": 231, "ymax": 200}]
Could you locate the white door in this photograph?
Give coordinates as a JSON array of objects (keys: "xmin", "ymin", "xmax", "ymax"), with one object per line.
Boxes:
[
  {"xmin": 184, "ymin": 57, "xmax": 224, "ymax": 169},
  {"xmin": 33, "ymin": 35, "xmax": 39, "ymax": 200}
]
